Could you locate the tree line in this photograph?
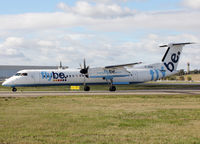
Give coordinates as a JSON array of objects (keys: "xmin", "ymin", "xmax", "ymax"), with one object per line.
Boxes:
[{"xmin": 161, "ymin": 69, "xmax": 200, "ymax": 81}]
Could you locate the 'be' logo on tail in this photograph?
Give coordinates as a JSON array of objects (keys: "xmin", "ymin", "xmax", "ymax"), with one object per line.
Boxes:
[{"xmin": 164, "ymin": 51, "xmax": 181, "ymax": 72}]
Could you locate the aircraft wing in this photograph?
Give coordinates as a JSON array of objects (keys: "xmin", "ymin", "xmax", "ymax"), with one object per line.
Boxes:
[
  {"xmin": 105, "ymin": 62, "xmax": 142, "ymax": 69},
  {"xmin": 88, "ymin": 62, "xmax": 142, "ymax": 80}
]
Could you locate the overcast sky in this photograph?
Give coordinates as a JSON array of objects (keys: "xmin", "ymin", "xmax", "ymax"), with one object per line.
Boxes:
[{"xmin": 0, "ymin": 0, "xmax": 200, "ymax": 70}]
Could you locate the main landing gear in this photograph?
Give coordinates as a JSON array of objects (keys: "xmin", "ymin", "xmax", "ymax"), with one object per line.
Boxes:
[
  {"xmin": 82, "ymin": 77, "xmax": 116, "ymax": 92},
  {"xmin": 83, "ymin": 85, "xmax": 116, "ymax": 92},
  {"xmin": 12, "ymin": 87, "xmax": 17, "ymax": 92},
  {"xmin": 109, "ymin": 85, "xmax": 116, "ymax": 92},
  {"xmin": 84, "ymin": 85, "xmax": 90, "ymax": 91},
  {"xmin": 108, "ymin": 79, "xmax": 116, "ymax": 92}
]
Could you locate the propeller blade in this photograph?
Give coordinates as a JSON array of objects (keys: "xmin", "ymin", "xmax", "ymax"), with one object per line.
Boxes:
[
  {"xmin": 80, "ymin": 58, "xmax": 89, "ymax": 77},
  {"xmin": 60, "ymin": 61, "xmax": 62, "ymax": 68},
  {"xmin": 84, "ymin": 58, "xmax": 86, "ymax": 69},
  {"xmin": 79, "ymin": 63, "xmax": 82, "ymax": 69}
]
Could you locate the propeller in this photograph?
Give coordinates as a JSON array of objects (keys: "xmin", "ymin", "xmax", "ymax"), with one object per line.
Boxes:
[
  {"xmin": 80, "ymin": 59, "xmax": 89, "ymax": 87},
  {"xmin": 80, "ymin": 59, "xmax": 89, "ymax": 78}
]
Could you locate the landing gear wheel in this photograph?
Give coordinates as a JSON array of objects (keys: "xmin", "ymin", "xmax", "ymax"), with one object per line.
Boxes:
[
  {"xmin": 109, "ymin": 86, "xmax": 116, "ymax": 92},
  {"xmin": 12, "ymin": 87, "xmax": 17, "ymax": 92},
  {"xmin": 84, "ymin": 85, "xmax": 90, "ymax": 91}
]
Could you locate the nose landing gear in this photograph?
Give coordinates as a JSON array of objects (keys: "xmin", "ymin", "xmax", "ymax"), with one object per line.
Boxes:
[{"xmin": 12, "ymin": 87, "xmax": 17, "ymax": 92}]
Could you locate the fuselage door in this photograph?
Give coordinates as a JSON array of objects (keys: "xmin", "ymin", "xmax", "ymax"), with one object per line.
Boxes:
[{"xmin": 131, "ymin": 71, "xmax": 138, "ymax": 82}]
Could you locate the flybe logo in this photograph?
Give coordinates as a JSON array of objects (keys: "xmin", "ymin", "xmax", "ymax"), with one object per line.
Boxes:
[
  {"xmin": 41, "ymin": 72, "xmax": 68, "ymax": 81},
  {"xmin": 164, "ymin": 51, "xmax": 181, "ymax": 72}
]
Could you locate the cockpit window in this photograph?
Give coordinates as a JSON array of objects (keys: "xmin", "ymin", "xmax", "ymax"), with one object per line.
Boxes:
[
  {"xmin": 15, "ymin": 73, "xmax": 28, "ymax": 76},
  {"xmin": 22, "ymin": 73, "xmax": 28, "ymax": 76},
  {"xmin": 15, "ymin": 73, "xmax": 21, "ymax": 76}
]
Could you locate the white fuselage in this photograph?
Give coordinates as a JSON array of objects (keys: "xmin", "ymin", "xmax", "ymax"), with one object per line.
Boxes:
[{"xmin": 2, "ymin": 68, "xmax": 176, "ymax": 87}]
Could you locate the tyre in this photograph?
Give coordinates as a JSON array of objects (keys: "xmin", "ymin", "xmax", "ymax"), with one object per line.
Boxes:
[
  {"xmin": 84, "ymin": 85, "xmax": 90, "ymax": 91},
  {"xmin": 109, "ymin": 86, "xmax": 116, "ymax": 91},
  {"xmin": 12, "ymin": 87, "xmax": 17, "ymax": 92}
]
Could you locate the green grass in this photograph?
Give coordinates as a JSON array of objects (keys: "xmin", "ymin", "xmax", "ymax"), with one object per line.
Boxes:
[{"xmin": 1, "ymin": 94, "xmax": 200, "ymax": 143}]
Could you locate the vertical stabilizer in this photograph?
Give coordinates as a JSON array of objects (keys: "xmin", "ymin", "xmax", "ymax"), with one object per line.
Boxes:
[{"xmin": 160, "ymin": 42, "xmax": 193, "ymax": 73}]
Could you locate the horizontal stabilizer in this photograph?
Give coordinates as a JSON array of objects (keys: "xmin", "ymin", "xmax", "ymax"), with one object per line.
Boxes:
[{"xmin": 160, "ymin": 42, "xmax": 194, "ymax": 47}]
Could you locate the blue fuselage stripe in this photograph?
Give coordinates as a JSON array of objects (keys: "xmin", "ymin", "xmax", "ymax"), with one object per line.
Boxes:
[
  {"xmin": 3, "ymin": 82, "xmax": 142, "ymax": 87},
  {"xmin": 89, "ymin": 75, "xmax": 129, "ymax": 78}
]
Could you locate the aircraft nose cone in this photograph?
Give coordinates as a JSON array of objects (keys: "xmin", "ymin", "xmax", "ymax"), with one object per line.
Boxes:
[
  {"xmin": 2, "ymin": 79, "xmax": 13, "ymax": 87},
  {"xmin": 2, "ymin": 81, "xmax": 7, "ymax": 86}
]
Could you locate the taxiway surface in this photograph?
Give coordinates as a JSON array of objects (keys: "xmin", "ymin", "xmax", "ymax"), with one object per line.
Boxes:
[{"xmin": 0, "ymin": 90, "xmax": 200, "ymax": 97}]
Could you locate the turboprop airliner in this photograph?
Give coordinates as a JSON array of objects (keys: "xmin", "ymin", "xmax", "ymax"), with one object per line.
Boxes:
[{"xmin": 2, "ymin": 42, "xmax": 193, "ymax": 92}]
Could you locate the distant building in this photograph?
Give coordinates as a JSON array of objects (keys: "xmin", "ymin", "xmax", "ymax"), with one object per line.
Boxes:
[{"xmin": 0, "ymin": 65, "xmax": 59, "ymax": 80}]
